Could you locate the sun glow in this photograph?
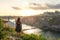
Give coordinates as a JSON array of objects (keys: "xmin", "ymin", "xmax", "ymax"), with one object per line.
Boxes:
[{"xmin": 19, "ymin": 9, "xmax": 38, "ymax": 16}]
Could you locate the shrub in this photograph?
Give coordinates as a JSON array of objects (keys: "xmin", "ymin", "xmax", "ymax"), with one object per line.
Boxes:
[
  {"xmin": 0, "ymin": 18, "xmax": 4, "ymax": 28},
  {"xmin": 0, "ymin": 18, "xmax": 8, "ymax": 40},
  {"xmin": 21, "ymin": 34, "xmax": 47, "ymax": 40}
]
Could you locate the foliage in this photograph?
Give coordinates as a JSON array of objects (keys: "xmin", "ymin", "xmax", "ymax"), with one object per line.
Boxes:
[
  {"xmin": 21, "ymin": 34, "xmax": 47, "ymax": 40},
  {"xmin": 0, "ymin": 18, "xmax": 4, "ymax": 28},
  {"xmin": 48, "ymin": 18, "xmax": 55, "ymax": 25},
  {"xmin": 39, "ymin": 35, "xmax": 46, "ymax": 40},
  {"xmin": 0, "ymin": 18, "xmax": 15, "ymax": 40},
  {"xmin": 0, "ymin": 18, "xmax": 8, "ymax": 40}
]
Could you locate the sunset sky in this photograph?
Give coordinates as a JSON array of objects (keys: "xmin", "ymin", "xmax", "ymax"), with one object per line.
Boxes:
[{"xmin": 0, "ymin": 0, "xmax": 60, "ymax": 16}]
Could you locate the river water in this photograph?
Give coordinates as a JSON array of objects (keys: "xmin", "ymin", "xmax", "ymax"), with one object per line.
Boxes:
[{"xmin": 5, "ymin": 19, "xmax": 60, "ymax": 40}]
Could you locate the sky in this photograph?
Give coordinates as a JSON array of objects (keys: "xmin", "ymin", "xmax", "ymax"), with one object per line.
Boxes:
[{"xmin": 0, "ymin": 0, "xmax": 60, "ymax": 16}]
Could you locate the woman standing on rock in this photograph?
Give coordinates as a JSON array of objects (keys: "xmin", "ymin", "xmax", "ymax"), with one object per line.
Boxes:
[{"xmin": 15, "ymin": 17, "xmax": 22, "ymax": 36}]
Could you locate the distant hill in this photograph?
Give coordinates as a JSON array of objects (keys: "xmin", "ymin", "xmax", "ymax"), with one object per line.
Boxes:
[{"xmin": 21, "ymin": 11, "xmax": 60, "ymax": 31}]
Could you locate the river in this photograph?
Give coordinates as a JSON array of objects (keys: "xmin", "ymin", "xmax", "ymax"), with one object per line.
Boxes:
[{"xmin": 4, "ymin": 19, "xmax": 60, "ymax": 40}]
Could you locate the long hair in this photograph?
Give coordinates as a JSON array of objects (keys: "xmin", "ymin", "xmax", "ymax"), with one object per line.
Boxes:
[{"xmin": 16, "ymin": 17, "xmax": 21, "ymax": 24}]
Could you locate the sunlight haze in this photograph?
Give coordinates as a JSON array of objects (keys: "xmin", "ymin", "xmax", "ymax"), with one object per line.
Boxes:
[{"xmin": 0, "ymin": 0, "xmax": 60, "ymax": 16}]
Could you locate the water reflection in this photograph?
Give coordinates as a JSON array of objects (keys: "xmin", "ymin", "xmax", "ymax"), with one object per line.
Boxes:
[{"xmin": 22, "ymin": 24, "xmax": 42, "ymax": 34}]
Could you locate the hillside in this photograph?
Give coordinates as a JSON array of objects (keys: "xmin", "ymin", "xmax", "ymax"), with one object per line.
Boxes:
[{"xmin": 21, "ymin": 11, "xmax": 60, "ymax": 31}]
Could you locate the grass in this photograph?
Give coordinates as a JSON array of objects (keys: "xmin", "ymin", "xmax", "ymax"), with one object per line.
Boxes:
[
  {"xmin": 20, "ymin": 33, "xmax": 47, "ymax": 40},
  {"xmin": 0, "ymin": 26, "xmax": 47, "ymax": 40}
]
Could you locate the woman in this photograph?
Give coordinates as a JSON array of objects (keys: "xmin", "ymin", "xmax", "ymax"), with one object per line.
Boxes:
[{"xmin": 15, "ymin": 17, "xmax": 22, "ymax": 36}]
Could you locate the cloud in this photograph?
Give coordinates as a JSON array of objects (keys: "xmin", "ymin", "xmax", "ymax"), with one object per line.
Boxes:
[
  {"xmin": 29, "ymin": 3, "xmax": 60, "ymax": 10},
  {"xmin": 12, "ymin": 3, "xmax": 60, "ymax": 10},
  {"xmin": 47, "ymin": 4, "xmax": 60, "ymax": 9},
  {"xmin": 12, "ymin": 7, "xmax": 21, "ymax": 10}
]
